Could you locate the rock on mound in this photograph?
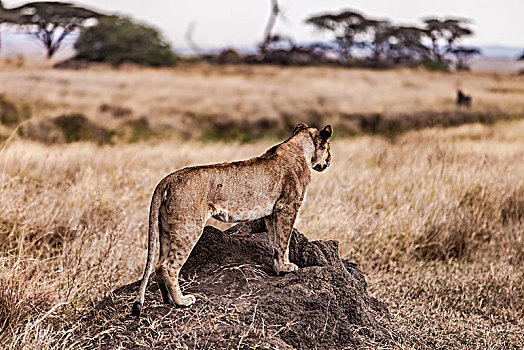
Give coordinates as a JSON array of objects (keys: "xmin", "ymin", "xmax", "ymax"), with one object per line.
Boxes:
[{"xmin": 76, "ymin": 220, "xmax": 397, "ymax": 349}]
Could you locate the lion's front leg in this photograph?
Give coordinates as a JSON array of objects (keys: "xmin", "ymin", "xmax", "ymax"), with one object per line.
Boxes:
[{"xmin": 265, "ymin": 207, "xmax": 299, "ymax": 275}]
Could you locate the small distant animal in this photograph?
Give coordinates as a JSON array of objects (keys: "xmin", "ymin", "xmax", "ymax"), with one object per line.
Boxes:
[
  {"xmin": 132, "ymin": 123, "xmax": 333, "ymax": 317},
  {"xmin": 456, "ymin": 90, "xmax": 472, "ymax": 107}
]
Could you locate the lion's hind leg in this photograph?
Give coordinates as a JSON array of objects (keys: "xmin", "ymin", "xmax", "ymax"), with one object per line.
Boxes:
[
  {"xmin": 156, "ymin": 219, "xmax": 204, "ymax": 307},
  {"xmin": 156, "ymin": 261, "xmax": 195, "ymax": 306},
  {"xmin": 155, "ymin": 221, "xmax": 173, "ymax": 305}
]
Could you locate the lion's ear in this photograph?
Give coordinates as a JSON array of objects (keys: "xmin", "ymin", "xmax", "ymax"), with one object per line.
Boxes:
[
  {"xmin": 292, "ymin": 123, "xmax": 308, "ymax": 135},
  {"xmin": 320, "ymin": 125, "xmax": 332, "ymax": 141}
]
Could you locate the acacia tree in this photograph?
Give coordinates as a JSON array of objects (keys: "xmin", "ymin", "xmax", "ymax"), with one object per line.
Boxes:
[
  {"xmin": 305, "ymin": 8, "xmax": 478, "ymax": 69},
  {"xmin": 306, "ymin": 10, "xmax": 372, "ymax": 62},
  {"xmin": 356, "ymin": 19, "xmax": 391, "ymax": 63},
  {"xmin": 450, "ymin": 47, "xmax": 481, "ymax": 70},
  {"xmin": 0, "ymin": 1, "xmax": 103, "ymax": 58},
  {"xmin": 386, "ymin": 26, "xmax": 431, "ymax": 65},
  {"xmin": 422, "ymin": 18, "xmax": 474, "ymax": 63},
  {"xmin": 305, "ymin": 9, "xmax": 432, "ymax": 67}
]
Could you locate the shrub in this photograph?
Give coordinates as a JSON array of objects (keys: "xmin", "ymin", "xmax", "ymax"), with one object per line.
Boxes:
[
  {"xmin": 121, "ymin": 117, "xmax": 157, "ymax": 142},
  {"xmin": 75, "ymin": 16, "xmax": 177, "ymax": 67},
  {"xmin": 19, "ymin": 114, "xmax": 114, "ymax": 145},
  {"xmin": 0, "ymin": 94, "xmax": 31, "ymax": 127},
  {"xmin": 421, "ymin": 59, "xmax": 450, "ymax": 72}
]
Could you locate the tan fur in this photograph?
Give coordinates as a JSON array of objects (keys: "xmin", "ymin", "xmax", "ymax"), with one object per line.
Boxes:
[{"xmin": 132, "ymin": 124, "xmax": 332, "ymax": 316}]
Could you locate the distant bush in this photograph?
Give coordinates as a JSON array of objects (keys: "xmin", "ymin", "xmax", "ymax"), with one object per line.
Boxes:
[
  {"xmin": 0, "ymin": 94, "xmax": 31, "ymax": 127},
  {"xmin": 99, "ymin": 103, "xmax": 132, "ymax": 118},
  {"xmin": 421, "ymin": 59, "xmax": 450, "ymax": 72},
  {"xmin": 19, "ymin": 114, "xmax": 113, "ymax": 145},
  {"xmin": 120, "ymin": 117, "xmax": 158, "ymax": 142},
  {"xmin": 75, "ymin": 16, "xmax": 177, "ymax": 67},
  {"xmin": 53, "ymin": 114, "xmax": 112, "ymax": 143}
]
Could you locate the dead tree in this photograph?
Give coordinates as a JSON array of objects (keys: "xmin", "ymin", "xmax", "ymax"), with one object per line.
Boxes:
[
  {"xmin": 260, "ymin": 0, "xmax": 284, "ymax": 53},
  {"xmin": 185, "ymin": 21, "xmax": 204, "ymax": 56}
]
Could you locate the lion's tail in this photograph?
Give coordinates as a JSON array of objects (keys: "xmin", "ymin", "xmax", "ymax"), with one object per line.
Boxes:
[{"xmin": 131, "ymin": 180, "xmax": 164, "ymax": 317}]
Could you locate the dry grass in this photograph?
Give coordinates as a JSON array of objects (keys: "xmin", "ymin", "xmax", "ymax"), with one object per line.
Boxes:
[
  {"xmin": 1, "ymin": 119, "xmax": 524, "ymax": 348},
  {"xmin": 301, "ymin": 122, "xmax": 524, "ymax": 266}
]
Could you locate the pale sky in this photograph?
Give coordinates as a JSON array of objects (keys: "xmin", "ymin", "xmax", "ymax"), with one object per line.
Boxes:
[{"xmin": 4, "ymin": 0, "xmax": 524, "ymax": 50}]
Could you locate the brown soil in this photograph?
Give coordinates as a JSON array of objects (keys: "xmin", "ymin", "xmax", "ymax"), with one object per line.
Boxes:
[{"xmin": 74, "ymin": 220, "xmax": 397, "ymax": 349}]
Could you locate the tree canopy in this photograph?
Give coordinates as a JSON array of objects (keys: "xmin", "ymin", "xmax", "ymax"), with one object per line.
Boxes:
[
  {"xmin": 74, "ymin": 16, "xmax": 177, "ymax": 67},
  {"xmin": 305, "ymin": 9, "xmax": 477, "ymax": 69},
  {"xmin": 306, "ymin": 10, "xmax": 374, "ymax": 61},
  {"xmin": 0, "ymin": 1, "xmax": 104, "ymax": 58},
  {"xmin": 423, "ymin": 18, "xmax": 474, "ymax": 63}
]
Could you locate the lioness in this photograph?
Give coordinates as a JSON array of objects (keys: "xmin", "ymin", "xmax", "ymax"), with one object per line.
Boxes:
[{"xmin": 132, "ymin": 123, "xmax": 332, "ymax": 317}]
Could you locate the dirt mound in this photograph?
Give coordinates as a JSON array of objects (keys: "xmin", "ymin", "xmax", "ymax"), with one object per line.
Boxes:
[{"xmin": 75, "ymin": 220, "xmax": 397, "ymax": 349}]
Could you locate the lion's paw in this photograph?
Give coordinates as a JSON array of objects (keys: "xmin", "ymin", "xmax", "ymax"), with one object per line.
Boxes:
[
  {"xmin": 176, "ymin": 294, "xmax": 196, "ymax": 307},
  {"xmin": 276, "ymin": 262, "xmax": 299, "ymax": 275}
]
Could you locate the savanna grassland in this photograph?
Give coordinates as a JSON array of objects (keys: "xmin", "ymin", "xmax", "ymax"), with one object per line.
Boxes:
[
  {"xmin": 1, "ymin": 60, "xmax": 524, "ymax": 141},
  {"xmin": 1, "ymin": 62, "xmax": 524, "ymax": 349}
]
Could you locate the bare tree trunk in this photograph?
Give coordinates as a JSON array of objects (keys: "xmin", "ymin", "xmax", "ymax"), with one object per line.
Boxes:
[
  {"xmin": 184, "ymin": 21, "xmax": 203, "ymax": 56},
  {"xmin": 261, "ymin": 0, "xmax": 279, "ymax": 51}
]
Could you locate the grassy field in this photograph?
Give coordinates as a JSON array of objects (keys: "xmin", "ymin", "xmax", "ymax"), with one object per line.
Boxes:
[
  {"xmin": 1, "ymin": 63, "xmax": 524, "ymax": 348},
  {"xmin": 1, "ymin": 61, "xmax": 523, "ymax": 141}
]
